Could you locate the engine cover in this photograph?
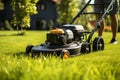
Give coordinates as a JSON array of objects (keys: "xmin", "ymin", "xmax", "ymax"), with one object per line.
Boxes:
[
  {"xmin": 61, "ymin": 24, "xmax": 84, "ymax": 31},
  {"xmin": 61, "ymin": 24, "xmax": 85, "ymax": 41},
  {"xmin": 46, "ymin": 28, "xmax": 74, "ymax": 45}
]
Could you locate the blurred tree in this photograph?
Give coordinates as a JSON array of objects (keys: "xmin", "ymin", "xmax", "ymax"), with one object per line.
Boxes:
[
  {"xmin": 57, "ymin": 0, "xmax": 79, "ymax": 24},
  {"xmin": 57, "ymin": 0, "xmax": 95, "ymax": 30},
  {"xmin": 11, "ymin": 0, "xmax": 38, "ymax": 35},
  {"xmin": 76, "ymin": 0, "xmax": 89, "ymax": 26}
]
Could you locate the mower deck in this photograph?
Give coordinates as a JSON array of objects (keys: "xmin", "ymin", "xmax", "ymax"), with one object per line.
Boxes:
[{"xmin": 31, "ymin": 42, "xmax": 82, "ymax": 56}]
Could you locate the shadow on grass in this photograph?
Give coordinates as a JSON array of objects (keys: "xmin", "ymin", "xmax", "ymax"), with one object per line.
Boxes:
[
  {"xmin": 0, "ymin": 33, "xmax": 26, "ymax": 37},
  {"xmin": 12, "ymin": 52, "xmax": 28, "ymax": 57}
]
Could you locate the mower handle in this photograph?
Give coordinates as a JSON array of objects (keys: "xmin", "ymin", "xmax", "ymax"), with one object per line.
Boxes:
[
  {"xmin": 69, "ymin": 0, "xmax": 92, "ymax": 24},
  {"xmin": 87, "ymin": 0, "xmax": 116, "ymax": 43}
]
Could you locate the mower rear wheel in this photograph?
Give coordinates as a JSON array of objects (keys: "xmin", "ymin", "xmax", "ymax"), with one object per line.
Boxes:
[
  {"xmin": 93, "ymin": 37, "xmax": 104, "ymax": 51},
  {"xmin": 61, "ymin": 49, "xmax": 70, "ymax": 59},
  {"xmin": 81, "ymin": 43, "xmax": 91, "ymax": 53},
  {"xmin": 26, "ymin": 45, "xmax": 33, "ymax": 55}
]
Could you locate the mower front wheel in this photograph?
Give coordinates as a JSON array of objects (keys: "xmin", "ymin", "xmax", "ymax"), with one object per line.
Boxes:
[
  {"xmin": 26, "ymin": 45, "xmax": 33, "ymax": 55},
  {"xmin": 81, "ymin": 43, "xmax": 91, "ymax": 53},
  {"xmin": 93, "ymin": 37, "xmax": 104, "ymax": 51},
  {"xmin": 61, "ymin": 49, "xmax": 70, "ymax": 59}
]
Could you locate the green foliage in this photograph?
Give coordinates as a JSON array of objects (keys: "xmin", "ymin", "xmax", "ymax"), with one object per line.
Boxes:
[
  {"xmin": 5, "ymin": 20, "xmax": 13, "ymax": 30},
  {"xmin": 0, "ymin": 20, "xmax": 13, "ymax": 30},
  {"xmin": 57, "ymin": 0, "xmax": 95, "ymax": 29},
  {"xmin": 76, "ymin": 0, "xmax": 89, "ymax": 27},
  {"xmin": 11, "ymin": 0, "xmax": 38, "ymax": 28},
  {"xmin": 0, "ymin": 0, "xmax": 4, "ymax": 10},
  {"xmin": 0, "ymin": 31, "xmax": 120, "ymax": 80},
  {"xmin": 57, "ymin": 0, "xmax": 79, "ymax": 24}
]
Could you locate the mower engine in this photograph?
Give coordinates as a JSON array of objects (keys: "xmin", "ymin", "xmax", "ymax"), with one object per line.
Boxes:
[{"xmin": 46, "ymin": 24, "xmax": 85, "ymax": 45}]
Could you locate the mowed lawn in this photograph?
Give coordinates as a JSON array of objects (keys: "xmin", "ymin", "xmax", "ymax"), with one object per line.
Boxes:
[{"xmin": 0, "ymin": 31, "xmax": 120, "ymax": 80}]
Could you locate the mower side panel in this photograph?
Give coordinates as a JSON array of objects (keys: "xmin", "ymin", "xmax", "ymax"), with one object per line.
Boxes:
[{"xmin": 31, "ymin": 42, "xmax": 82, "ymax": 56}]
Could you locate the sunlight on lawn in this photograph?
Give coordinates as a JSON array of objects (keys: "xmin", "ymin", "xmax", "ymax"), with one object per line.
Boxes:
[{"xmin": 0, "ymin": 31, "xmax": 120, "ymax": 80}]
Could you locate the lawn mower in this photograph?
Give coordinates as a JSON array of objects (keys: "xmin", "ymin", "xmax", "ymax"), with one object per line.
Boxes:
[{"xmin": 26, "ymin": 0, "xmax": 115, "ymax": 58}]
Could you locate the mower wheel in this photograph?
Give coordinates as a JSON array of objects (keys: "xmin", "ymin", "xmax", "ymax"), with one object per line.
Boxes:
[
  {"xmin": 61, "ymin": 49, "xmax": 70, "ymax": 59},
  {"xmin": 26, "ymin": 45, "xmax": 33, "ymax": 55},
  {"xmin": 93, "ymin": 37, "xmax": 104, "ymax": 51},
  {"xmin": 81, "ymin": 43, "xmax": 91, "ymax": 53}
]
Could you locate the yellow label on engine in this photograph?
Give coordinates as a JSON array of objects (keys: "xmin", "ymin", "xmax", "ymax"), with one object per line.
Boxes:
[{"xmin": 50, "ymin": 28, "xmax": 64, "ymax": 34}]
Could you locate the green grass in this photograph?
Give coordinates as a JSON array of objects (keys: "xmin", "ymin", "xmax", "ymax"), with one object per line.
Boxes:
[{"xmin": 0, "ymin": 31, "xmax": 120, "ymax": 80}]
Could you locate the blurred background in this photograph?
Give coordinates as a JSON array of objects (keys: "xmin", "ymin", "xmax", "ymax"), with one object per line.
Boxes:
[{"xmin": 0, "ymin": 0, "xmax": 120, "ymax": 32}]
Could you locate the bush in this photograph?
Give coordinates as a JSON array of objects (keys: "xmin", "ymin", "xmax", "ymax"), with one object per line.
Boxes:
[
  {"xmin": 11, "ymin": 0, "xmax": 38, "ymax": 34},
  {"xmin": 57, "ymin": 0, "xmax": 79, "ymax": 24}
]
